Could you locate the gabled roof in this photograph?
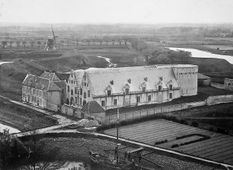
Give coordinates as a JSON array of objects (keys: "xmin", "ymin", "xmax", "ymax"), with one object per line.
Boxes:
[
  {"xmin": 40, "ymin": 71, "xmax": 61, "ymax": 81},
  {"xmin": 82, "ymin": 101, "xmax": 105, "ymax": 114},
  {"xmin": 69, "ymin": 70, "xmax": 85, "ymax": 86},
  {"xmin": 57, "ymin": 73, "xmax": 70, "ymax": 82},
  {"xmin": 85, "ymin": 65, "xmax": 182, "ymax": 96},
  {"xmin": 22, "ymin": 74, "xmax": 50, "ymax": 90},
  {"xmin": 22, "ymin": 72, "xmax": 65, "ymax": 91}
]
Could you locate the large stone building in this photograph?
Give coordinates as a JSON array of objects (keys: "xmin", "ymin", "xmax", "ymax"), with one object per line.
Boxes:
[
  {"xmin": 65, "ymin": 64, "xmax": 198, "ymax": 110},
  {"xmin": 22, "ymin": 71, "xmax": 66, "ymax": 111}
]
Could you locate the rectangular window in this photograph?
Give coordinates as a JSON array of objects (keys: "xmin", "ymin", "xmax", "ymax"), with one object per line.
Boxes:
[
  {"xmin": 80, "ymin": 98, "xmax": 82, "ymax": 105},
  {"xmin": 136, "ymin": 96, "xmax": 140, "ymax": 103},
  {"xmin": 75, "ymin": 87, "xmax": 77, "ymax": 94},
  {"xmin": 84, "ymin": 92, "xmax": 86, "ymax": 98},
  {"xmin": 169, "ymin": 93, "xmax": 173, "ymax": 99},
  {"xmin": 148, "ymin": 95, "xmax": 151, "ymax": 102},
  {"xmin": 101, "ymin": 100, "xmax": 105, "ymax": 107},
  {"xmin": 114, "ymin": 99, "xmax": 117, "ymax": 106},
  {"xmin": 80, "ymin": 88, "xmax": 82, "ymax": 95},
  {"xmin": 88, "ymin": 90, "xmax": 90, "ymax": 97},
  {"xmin": 75, "ymin": 97, "xmax": 77, "ymax": 103}
]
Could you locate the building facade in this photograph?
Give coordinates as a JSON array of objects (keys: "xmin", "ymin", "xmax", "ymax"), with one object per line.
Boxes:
[
  {"xmin": 66, "ymin": 64, "xmax": 198, "ymax": 110},
  {"xmin": 224, "ymin": 78, "xmax": 233, "ymax": 91},
  {"xmin": 22, "ymin": 71, "xmax": 66, "ymax": 111}
]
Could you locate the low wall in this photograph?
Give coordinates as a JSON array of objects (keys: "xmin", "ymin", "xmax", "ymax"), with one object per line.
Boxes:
[
  {"xmin": 207, "ymin": 95, "xmax": 233, "ymax": 105},
  {"xmin": 47, "ymin": 102, "xmax": 58, "ymax": 112},
  {"xmin": 103, "ymin": 95, "xmax": 233, "ymax": 125},
  {"xmin": 210, "ymin": 82, "xmax": 225, "ymax": 89},
  {"xmin": 61, "ymin": 104, "xmax": 82, "ymax": 118}
]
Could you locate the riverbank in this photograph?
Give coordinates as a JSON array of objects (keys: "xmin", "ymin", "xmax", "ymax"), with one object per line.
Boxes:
[
  {"xmin": 11, "ymin": 137, "xmax": 218, "ymax": 170},
  {"xmin": 168, "ymin": 44, "xmax": 233, "ymax": 58}
]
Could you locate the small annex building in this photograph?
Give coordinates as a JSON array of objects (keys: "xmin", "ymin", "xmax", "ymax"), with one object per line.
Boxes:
[
  {"xmin": 22, "ymin": 71, "xmax": 66, "ymax": 111},
  {"xmin": 81, "ymin": 101, "xmax": 105, "ymax": 122},
  {"xmin": 224, "ymin": 78, "xmax": 233, "ymax": 91},
  {"xmin": 198, "ymin": 73, "xmax": 211, "ymax": 86}
]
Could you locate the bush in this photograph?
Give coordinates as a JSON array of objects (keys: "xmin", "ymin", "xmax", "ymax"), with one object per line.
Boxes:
[
  {"xmin": 191, "ymin": 121, "xmax": 199, "ymax": 127},
  {"xmin": 171, "ymin": 144, "xmax": 179, "ymax": 148},
  {"xmin": 154, "ymin": 139, "xmax": 168, "ymax": 145}
]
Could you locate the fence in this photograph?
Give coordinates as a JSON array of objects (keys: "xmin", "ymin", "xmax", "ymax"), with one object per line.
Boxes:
[{"xmin": 103, "ymin": 95, "xmax": 233, "ymax": 125}]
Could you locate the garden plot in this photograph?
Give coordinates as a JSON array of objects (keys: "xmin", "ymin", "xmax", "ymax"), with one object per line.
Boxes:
[{"xmin": 104, "ymin": 119, "xmax": 233, "ymax": 165}]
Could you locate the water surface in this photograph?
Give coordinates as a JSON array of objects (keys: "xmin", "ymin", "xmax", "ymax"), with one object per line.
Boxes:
[{"xmin": 169, "ymin": 47, "xmax": 233, "ymax": 64}]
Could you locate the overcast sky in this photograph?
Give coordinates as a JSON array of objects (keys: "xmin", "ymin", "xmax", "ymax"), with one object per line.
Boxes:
[{"xmin": 1, "ymin": 0, "xmax": 233, "ymax": 24}]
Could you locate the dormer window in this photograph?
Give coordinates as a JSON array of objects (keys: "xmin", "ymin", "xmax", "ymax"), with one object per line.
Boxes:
[
  {"xmin": 128, "ymin": 79, "xmax": 131, "ymax": 84},
  {"xmin": 142, "ymin": 86, "xmax": 146, "ymax": 92},
  {"xmin": 125, "ymin": 88, "xmax": 129, "ymax": 95},
  {"xmin": 123, "ymin": 84, "xmax": 130, "ymax": 95},
  {"xmin": 107, "ymin": 90, "xmax": 111, "ymax": 96},
  {"xmin": 141, "ymin": 82, "xmax": 146, "ymax": 92},
  {"xmin": 158, "ymin": 85, "xmax": 162, "ymax": 91},
  {"xmin": 169, "ymin": 84, "xmax": 173, "ymax": 90}
]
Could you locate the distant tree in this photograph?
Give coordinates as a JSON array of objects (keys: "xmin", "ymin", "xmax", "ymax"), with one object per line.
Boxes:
[
  {"xmin": 22, "ymin": 41, "xmax": 27, "ymax": 48},
  {"xmin": 30, "ymin": 41, "xmax": 35, "ymax": 48},
  {"xmin": 9, "ymin": 41, "xmax": 13, "ymax": 48},
  {"xmin": 16, "ymin": 41, "xmax": 21, "ymax": 48},
  {"xmin": 37, "ymin": 41, "xmax": 41, "ymax": 48},
  {"xmin": 1, "ymin": 41, "xmax": 7, "ymax": 48}
]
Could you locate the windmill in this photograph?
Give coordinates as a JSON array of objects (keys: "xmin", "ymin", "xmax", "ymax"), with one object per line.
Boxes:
[{"xmin": 45, "ymin": 25, "xmax": 58, "ymax": 51}]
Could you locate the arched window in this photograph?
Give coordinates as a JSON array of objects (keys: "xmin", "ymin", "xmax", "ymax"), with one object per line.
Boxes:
[
  {"xmin": 71, "ymin": 89, "xmax": 73, "ymax": 95},
  {"xmin": 67, "ymin": 86, "xmax": 70, "ymax": 92},
  {"xmin": 83, "ymin": 100, "xmax": 86, "ymax": 105},
  {"xmin": 66, "ymin": 98, "xmax": 69, "ymax": 105}
]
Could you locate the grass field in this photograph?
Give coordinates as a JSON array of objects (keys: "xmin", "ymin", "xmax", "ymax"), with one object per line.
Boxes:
[{"xmin": 104, "ymin": 119, "xmax": 233, "ymax": 165}]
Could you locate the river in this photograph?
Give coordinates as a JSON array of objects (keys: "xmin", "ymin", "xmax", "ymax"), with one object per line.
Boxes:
[
  {"xmin": 0, "ymin": 123, "xmax": 20, "ymax": 134},
  {"xmin": 169, "ymin": 47, "xmax": 233, "ymax": 64},
  {"xmin": 97, "ymin": 56, "xmax": 117, "ymax": 67},
  {"xmin": 0, "ymin": 61, "xmax": 13, "ymax": 65}
]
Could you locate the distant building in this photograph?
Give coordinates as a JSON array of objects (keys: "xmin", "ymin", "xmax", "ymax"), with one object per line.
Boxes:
[
  {"xmin": 22, "ymin": 71, "xmax": 66, "ymax": 111},
  {"xmin": 198, "ymin": 73, "xmax": 211, "ymax": 86},
  {"xmin": 65, "ymin": 64, "xmax": 198, "ymax": 110},
  {"xmin": 224, "ymin": 78, "xmax": 233, "ymax": 91}
]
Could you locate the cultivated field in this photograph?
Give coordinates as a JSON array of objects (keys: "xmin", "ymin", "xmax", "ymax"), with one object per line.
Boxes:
[
  {"xmin": 0, "ymin": 98, "xmax": 58, "ymax": 131},
  {"xmin": 104, "ymin": 119, "xmax": 233, "ymax": 165}
]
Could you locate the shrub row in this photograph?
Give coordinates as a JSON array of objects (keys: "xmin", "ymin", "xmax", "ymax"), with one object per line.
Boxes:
[
  {"xmin": 154, "ymin": 139, "xmax": 168, "ymax": 145},
  {"xmin": 171, "ymin": 136, "xmax": 210, "ymax": 148}
]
